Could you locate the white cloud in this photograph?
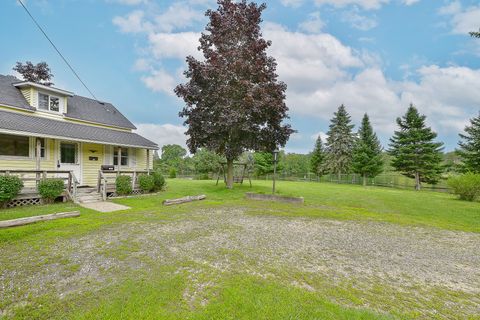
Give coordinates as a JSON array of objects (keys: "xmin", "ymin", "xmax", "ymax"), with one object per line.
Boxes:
[
  {"xmin": 281, "ymin": 0, "xmax": 304, "ymax": 7},
  {"xmin": 108, "ymin": 0, "xmax": 148, "ymax": 5},
  {"xmin": 439, "ymin": 2, "xmax": 480, "ymax": 34},
  {"xmin": 341, "ymin": 8, "xmax": 378, "ymax": 31},
  {"xmin": 403, "ymin": 0, "xmax": 420, "ymax": 5},
  {"xmin": 135, "ymin": 123, "xmax": 188, "ymax": 151},
  {"xmin": 153, "ymin": 3, "xmax": 205, "ymax": 32},
  {"xmin": 141, "ymin": 69, "xmax": 177, "ymax": 96},
  {"xmin": 299, "ymin": 11, "xmax": 325, "ymax": 33},
  {"xmin": 148, "ymin": 32, "xmax": 202, "ymax": 60},
  {"xmin": 113, "ymin": 10, "xmax": 152, "ymax": 33},
  {"xmin": 313, "ymin": 0, "xmax": 389, "ymax": 10}
]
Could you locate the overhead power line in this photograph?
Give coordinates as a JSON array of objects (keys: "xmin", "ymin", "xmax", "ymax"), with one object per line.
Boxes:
[{"xmin": 17, "ymin": 0, "xmax": 98, "ymax": 101}]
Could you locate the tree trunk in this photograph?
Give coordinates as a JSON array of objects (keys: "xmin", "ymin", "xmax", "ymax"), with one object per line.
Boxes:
[
  {"xmin": 414, "ymin": 171, "xmax": 421, "ymax": 191},
  {"xmin": 226, "ymin": 159, "xmax": 234, "ymax": 189},
  {"xmin": 363, "ymin": 173, "xmax": 367, "ymax": 186}
]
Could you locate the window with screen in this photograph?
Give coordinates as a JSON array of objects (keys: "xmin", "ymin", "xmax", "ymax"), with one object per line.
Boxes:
[
  {"xmin": 35, "ymin": 138, "xmax": 46, "ymax": 158},
  {"xmin": 0, "ymin": 134, "xmax": 29, "ymax": 157},
  {"xmin": 38, "ymin": 92, "xmax": 61, "ymax": 113},
  {"xmin": 113, "ymin": 147, "xmax": 128, "ymax": 166}
]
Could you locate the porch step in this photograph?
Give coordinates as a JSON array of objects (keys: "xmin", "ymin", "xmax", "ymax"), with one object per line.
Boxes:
[{"xmin": 76, "ymin": 192, "xmax": 103, "ymax": 204}]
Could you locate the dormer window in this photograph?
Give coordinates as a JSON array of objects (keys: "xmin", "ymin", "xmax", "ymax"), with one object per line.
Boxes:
[{"xmin": 38, "ymin": 92, "xmax": 61, "ymax": 113}]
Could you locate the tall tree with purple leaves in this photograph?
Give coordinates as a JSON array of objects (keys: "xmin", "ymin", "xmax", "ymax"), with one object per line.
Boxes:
[{"xmin": 175, "ymin": 0, "xmax": 294, "ymax": 188}]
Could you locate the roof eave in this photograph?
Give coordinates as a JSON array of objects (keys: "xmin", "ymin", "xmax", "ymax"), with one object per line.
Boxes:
[
  {"xmin": 0, "ymin": 128, "xmax": 159, "ymax": 150},
  {"xmin": 13, "ymin": 81, "xmax": 74, "ymax": 96}
]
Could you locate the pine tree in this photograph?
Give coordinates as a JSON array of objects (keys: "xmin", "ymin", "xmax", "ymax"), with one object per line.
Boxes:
[
  {"xmin": 310, "ymin": 135, "xmax": 326, "ymax": 176},
  {"xmin": 325, "ymin": 105, "xmax": 355, "ymax": 180},
  {"xmin": 457, "ymin": 112, "xmax": 480, "ymax": 173},
  {"xmin": 389, "ymin": 104, "xmax": 444, "ymax": 190},
  {"xmin": 352, "ymin": 114, "xmax": 384, "ymax": 186}
]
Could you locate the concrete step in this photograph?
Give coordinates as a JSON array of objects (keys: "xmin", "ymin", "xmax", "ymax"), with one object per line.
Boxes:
[{"xmin": 79, "ymin": 199, "xmax": 103, "ymax": 204}]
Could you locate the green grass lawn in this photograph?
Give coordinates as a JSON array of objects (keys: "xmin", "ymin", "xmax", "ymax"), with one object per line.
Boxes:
[{"xmin": 0, "ymin": 179, "xmax": 478, "ymax": 319}]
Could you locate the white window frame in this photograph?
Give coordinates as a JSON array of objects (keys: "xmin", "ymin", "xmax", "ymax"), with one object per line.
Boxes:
[
  {"xmin": 37, "ymin": 91, "xmax": 63, "ymax": 114},
  {"xmin": 113, "ymin": 147, "xmax": 129, "ymax": 167},
  {"xmin": 0, "ymin": 134, "xmax": 31, "ymax": 160}
]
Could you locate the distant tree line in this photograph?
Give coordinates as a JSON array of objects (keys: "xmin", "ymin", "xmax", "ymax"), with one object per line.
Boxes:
[{"xmin": 308, "ymin": 104, "xmax": 480, "ymax": 190}]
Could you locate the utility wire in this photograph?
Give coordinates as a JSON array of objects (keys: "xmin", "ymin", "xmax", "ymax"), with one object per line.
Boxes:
[{"xmin": 17, "ymin": 0, "xmax": 98, "ymax": 101}]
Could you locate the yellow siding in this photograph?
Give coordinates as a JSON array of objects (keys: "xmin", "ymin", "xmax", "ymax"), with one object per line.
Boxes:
[
  {"xmin": 0, "ymin": 139, "xmax": 56, "ymax": 187},
  {"xmin": 81, "ymin": 143, "xmax": 104, "ymax": 186},
  {"xmin": 134, "ymin": 148, "xmax": 153, "ymax": 170},
  {"xmin": 20, "ymin": 88, "xmax": 32, "ymax": 105},
  {"xmin": 31, "ymin": 88, "xmax": 37, "ymax": 108}
]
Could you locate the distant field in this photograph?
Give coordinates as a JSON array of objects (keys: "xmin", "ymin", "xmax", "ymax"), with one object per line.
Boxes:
[{"xmin": 0, "ymin": 179, "xmax": 478, "ymax": 319}]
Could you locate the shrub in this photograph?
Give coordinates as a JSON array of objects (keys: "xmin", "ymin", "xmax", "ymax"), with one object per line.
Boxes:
[
  {"xmin": 0, "ymin": 176, "xmax": 23, "ymax": 207},
  {"xmin": 169, "ymin": 168, "xmax": 177, "ymax": 179},
  {"xmin": 116, "ymin": 175, "xmax": 132, "ymax": 196},
  {"xmin": 448, "ymin": 173, "xmax": 480, "ymax": 201},
  {"xmin": 152, "ymin": 170, "xmax": 166, "ymax": 191},
  {"xmin": 38, "ymin": 179, "xmax": 64, "ymax": 203},
  {"xmin": 138, "ymin": 174, "xmax": 155, "ymax": 193},
  {"xmin": 194, "ymin": 173, "xmax": 210, "ymax": 180}
]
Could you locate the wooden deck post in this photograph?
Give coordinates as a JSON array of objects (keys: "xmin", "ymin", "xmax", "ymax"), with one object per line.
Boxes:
[
  {"xmin": 146, "ymin": 149, "xmax": 150, "ymax": 174},
  {"xmin": 117, "ymin": 147, "xmax": 121, "ymax": 176},
  {"xmin": 132, "ymin": 170, "xmax": 136, "ymax": 190},
  {"xmin": 36, "ymin": 138, "xmax": 41, "ymax": 184}
]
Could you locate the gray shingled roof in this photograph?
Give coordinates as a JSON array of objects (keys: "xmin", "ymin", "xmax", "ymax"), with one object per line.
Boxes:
[
  {"xmin": 0, "ymin": 74, "xmax": 136, "ymax": 129},
  {"xmin": 0, "ymin": 75, "xmax": 35, "ymax": 111},
  {"xmin": 66, "ymin": 96, "xmax": 136, "ymax": 129},
  {"xmin": 0, "ymin": 109, "xmax": 158, "ymax": 149}
]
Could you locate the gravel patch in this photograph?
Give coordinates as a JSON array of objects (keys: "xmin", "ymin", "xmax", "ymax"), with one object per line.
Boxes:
[{"xmin": 1, "ymin": 207, "xmax": 479, "ymax": 318}]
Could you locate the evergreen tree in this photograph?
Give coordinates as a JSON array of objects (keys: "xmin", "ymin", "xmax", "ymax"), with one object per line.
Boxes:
[
  {"xmin": 352, "ymin": 114, "xmax": 384, "ymax": 186},
  {"xmin": 325, "ymin": 105, "xmax": 355, "ymax": 180},
  {"xmin": 388, "ymin": 104, "xmax": 444, "ymax": 190},
  {"xmin": 457, "ymin": 112, "xmax": 480, "ymax": 173},
  {"xmin": 310, "ymin": 135, "xmax": 326, "ymax": 176}
]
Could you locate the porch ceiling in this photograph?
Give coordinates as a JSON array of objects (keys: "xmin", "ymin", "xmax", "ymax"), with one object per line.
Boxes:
[{"xmin": 0, "ymin": 109, "xmax": 158, "ymax": 150}]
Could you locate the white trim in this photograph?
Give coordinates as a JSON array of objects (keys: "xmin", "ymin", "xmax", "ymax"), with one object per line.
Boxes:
[
  {"xmin": 0, "ymin": 128, "xmax": 158, "ymax": 150},
  {"xmin": 13, "ymin": 81, "xmax": 74, "ymax": 96},
  {"xmin": 57, "ymin": 140, "xmax": 83, "ymax": 184},
  {"xmin": 36, "ymin": 91, "xmax": 65, "ymax": 114}
]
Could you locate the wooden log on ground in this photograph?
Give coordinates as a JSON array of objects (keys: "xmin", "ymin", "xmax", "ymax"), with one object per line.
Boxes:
[
  {"xmin": 0, "ymin": 211, "xmax": 80, "ymax": 229},
  {"xmin": 162, "ymin": 195, "xmax": 206, "ymax": 206}
]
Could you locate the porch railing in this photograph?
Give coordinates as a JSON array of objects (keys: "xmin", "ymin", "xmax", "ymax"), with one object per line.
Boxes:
[
  {"xmin": 0, "ymin": 170, "xmax": 79, "ymax": 201},
  {"xmin": 97, "ymin": 170, "xmax": 150, "ymax": 197}
]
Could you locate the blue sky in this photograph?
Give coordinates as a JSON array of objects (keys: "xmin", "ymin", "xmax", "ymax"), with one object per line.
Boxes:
[{"xmin": 1, "ymin": 0, "xmax": 480, "ymax": 153}]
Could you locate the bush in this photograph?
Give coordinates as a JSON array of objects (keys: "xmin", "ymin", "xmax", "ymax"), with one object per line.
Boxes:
[
  {"xmin": 0, "ymin": 176, "xmax": 23, "ymax": 207},
  {"xmin": 38, "ymin": 179, "xmax": 64, "ymax": 203},
  {"xmin": 194, "ymin": 173, "xmax": 210, "ymax": 180},
  {"xmin": 116, "ymin": 175, "xmax": 132, "ymax": 196},
  {"xmin": 169, "ymin": 168, "xmax": 177, "ymax": 179},
  {"xmin": 138, "ymin": 174, "xmax": 155, "ymax": 193},
  {"xmin": 448, "ymin": 173, "xmax": 480, "ymax": 201},
  {"xmin": 152, "ymin": 170, "xmax": 166, "ymax": 191}
]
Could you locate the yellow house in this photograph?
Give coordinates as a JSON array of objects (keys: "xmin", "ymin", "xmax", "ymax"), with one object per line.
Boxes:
[{"xmin": 0, "ymin": 74, "xmax": 158, "ymax": 201}]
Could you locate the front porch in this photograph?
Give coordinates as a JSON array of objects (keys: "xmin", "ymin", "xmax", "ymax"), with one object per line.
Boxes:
[{"xmin": 0, "ymin": 169, "xmax": 151, "ymax": 208}]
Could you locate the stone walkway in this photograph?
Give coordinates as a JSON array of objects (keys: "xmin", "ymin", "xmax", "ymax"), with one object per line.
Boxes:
[{"xmin": 79, "ymin": 201, "xmax": 130, "ymax": 212}]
